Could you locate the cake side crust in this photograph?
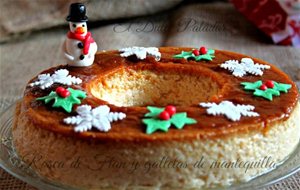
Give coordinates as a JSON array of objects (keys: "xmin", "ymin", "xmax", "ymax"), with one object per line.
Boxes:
[{"xmin": 12, "ymin": 101, "xmax": 300, "ymax": 189}]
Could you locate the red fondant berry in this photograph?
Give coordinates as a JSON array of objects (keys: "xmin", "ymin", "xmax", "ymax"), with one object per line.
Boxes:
[
  {"xmin": 165, "ymin": 105, "xmax": 176, "ymax": 116},
  {"xmin": 199, "ymin": 46, "xmax": 208, "ymax": 55},
  {"xmin": 60, "ymin": 90, "xmax": 70, "ymax": 98},
  {"xmin": 260, "ymin": 84, "xmax": 268, "ymax": 91},
  {"xmin": 56, "ymin": 87, "xmax": 66, "ymax": 95},
  {"xmin": 192, "ymin": 49, "xmax": 200, "ymax": 56},
  {"xmin": 265, "ymin": 80, "xmax": 274, "ymax": 88},
  {"xmin": 159, "ymin": 111, "xmax": 170, "ymax": 120},
  {"xmin": 55, "ymin": 87, "xmax": 70, "ymax": 98}
]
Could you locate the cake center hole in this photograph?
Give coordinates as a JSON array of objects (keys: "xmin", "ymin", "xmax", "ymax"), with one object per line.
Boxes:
[{"xmin": 90, "ymin": 68, "xmax": 222, "ymax": 107}]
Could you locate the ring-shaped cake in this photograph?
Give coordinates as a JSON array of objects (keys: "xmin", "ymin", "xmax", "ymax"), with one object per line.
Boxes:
[{"xmin": 13, "ymin": 47, "xmax": 300, "ymax": 189}]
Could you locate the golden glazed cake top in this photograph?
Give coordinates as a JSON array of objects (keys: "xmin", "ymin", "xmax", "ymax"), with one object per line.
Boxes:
[{"xmin": 22, "ymin": 47, "xmax": 299, "ymax": 142}]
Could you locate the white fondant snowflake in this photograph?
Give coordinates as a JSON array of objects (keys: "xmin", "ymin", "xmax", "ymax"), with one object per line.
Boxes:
[
  {"xmin": 199, "ymin": 101, "xmax": 259, "ymax": 121},
  {"xmin": 220, "ymin": 58, "xmax": 270, "ymax": 77},
  {"xmin": 119, "ymin": 46, "xmax": 161, "ymax": 61},
  {"xmin": 29, "ymin": 69, "xmax": 82, "ymax": 89},
  {"xmin": 64, "ymin": 105, "xmax": 126, "ymax": 132}
]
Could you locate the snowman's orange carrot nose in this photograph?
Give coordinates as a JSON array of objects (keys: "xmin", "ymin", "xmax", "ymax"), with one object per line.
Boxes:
[{"xmin": 75, "ymin": 27, "xmax": 85, "ymax": 34}]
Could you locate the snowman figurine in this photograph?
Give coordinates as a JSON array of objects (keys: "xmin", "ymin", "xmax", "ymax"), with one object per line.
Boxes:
[{"xmin": 63, "ymin": 3, "xmax": 97, "ymax": 67}]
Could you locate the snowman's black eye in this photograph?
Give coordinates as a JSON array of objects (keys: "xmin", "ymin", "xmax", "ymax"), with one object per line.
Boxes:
[
  {"xmin": 72, "ymin": 24, "xmax": 76, "ymax": 27},
  {"xmin": 82, "ymin": 24, "xmax": 85, "ymax": 27}
]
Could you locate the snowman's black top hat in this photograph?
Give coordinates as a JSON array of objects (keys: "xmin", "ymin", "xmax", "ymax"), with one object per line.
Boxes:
[{"xmin": 66, "ymin": 3, "xmax": 88, "ymax": 22}]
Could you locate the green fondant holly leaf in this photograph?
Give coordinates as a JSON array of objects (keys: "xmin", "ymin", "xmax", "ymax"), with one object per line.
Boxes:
[
  {"xmin": 170, "ymin": 113, "xmax": 197, "ymax": 129},
  {"xmin": 142, "ymin": 119, "xmax": 170, "ymax": 134},
  {"xmin": 253, "ymin": 88, "xmax": 280, "ymax": 101},
  {"xmin": 207, "ymin": 49, "xmax": 215, "ymax": 55},
  {"xmin": 273, "ymin": 82, "xmax": 292, "ymax": 93},
  {"xmin": 196, "ymin": 53, "xmax": 213, "ymax": 61},
  {"xmin": 241, "ymin": 80, "xmax": 292, "ymax": 101},
  {"xmin": 173, "ymin": 49, "xmax": 215, "ymax": 61},
  {"xmin": 37, "ymin": 88, "xmax": 86, "ymax": 113},
  {"xmin": 241, "ymin": 81, "xmax": 262, "ymax": 90},
  {"xmin": 142, "ymin": 106, "xmax": 197, "ymax": 134},
  {"xmin": 173, "ymin": 51, "xmax": 192, "ymax": 59},
  {"xmin": 144, "ymin": 106, "xmax": 164, "ymax": 117}
]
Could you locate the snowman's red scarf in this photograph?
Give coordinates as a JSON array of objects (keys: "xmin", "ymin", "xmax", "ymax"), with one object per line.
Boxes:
[{"xmin": 67, "ymin": 32, "xmax": 95, "ymax": 55}]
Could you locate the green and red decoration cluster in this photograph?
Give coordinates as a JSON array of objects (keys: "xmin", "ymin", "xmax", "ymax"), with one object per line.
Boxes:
[
  {"xmin": 142, "ymin": 105, "xmax": 197, "ymax": 134},
  {"xmin": 37, "ymin": 87, "xmax": 86, "ymax": 113},
  {"xmin": 241, "ymin": 80, "xmax": 292, "ymax": 101},
  {"xmin": 173, "ymin": 46, "xmax": 215, "ymax": 61}
]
